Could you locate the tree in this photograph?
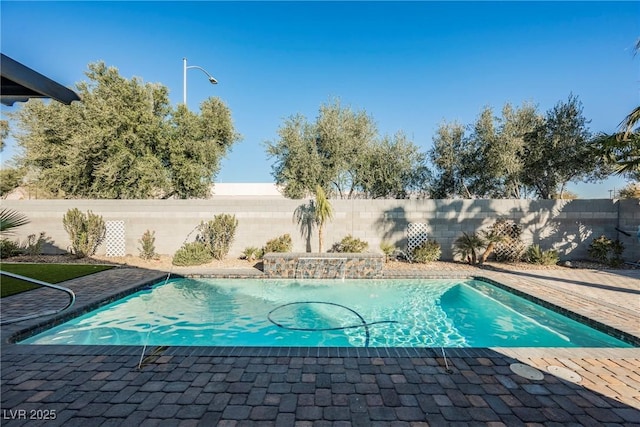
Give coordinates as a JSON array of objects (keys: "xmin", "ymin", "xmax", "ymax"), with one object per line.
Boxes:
[
  {"xmin": 266, "ymin": 114, "xmax": 323, "ymax": 198},
  {"xmin": 293, "ymin": 199, "xmax": 316, "ymax": 252},
  {"xmin": 618, "ymin": 183, "xmax": 640, "ymax": 199},
  {"xmin": 480, "ymin": 103, "xmax": 542, "ymax": 198},
  {"xmin": 356, "ymin": 132, "xmax": 431, "ymax": 199},
  {"xmin": 462, "ymin": 107, "xmax": 499, "ymax": 198},
  {"xmin": 458, "ymin": 103, "xmax": 543, "ymax": 199},
  {"xmin": 0, "ymin": 120, "xmax": 8, "ymax": 152},
  {"xmin": 428, "ymin": 121, "xmax": 470, "ymax": 198},
  {"xmin": 498, "ymin": 103, "xmax": 544, "ymax": 198},
  {"xmin": 267, "ymin": 99, "xmax": 428, "ymax": 199},
  {"xmin": 315, "ymin": 100, "xmax": 377, "ymax": 198},
  {"xmin": 521, "ymin": 94, "xmax": 606, "ymax": 199},
  {"xmin": 167, "ymin": 99, "xmax": 239, "ymax": 198},
  {"xmin": 314, "ymin": 185, "xmax": 333, "ymax": 252},
  {"xmin": 594, "ymin": 132, "xmax": 639, "ymax": 181},
  {"xmin": 429, "ymin": 97, "xmax": 605, "ymax": 200},
  {"xmin": 622, "ymin": 38, "xmax": 640, "ymax": 139},
  {"xmin": 11, "ymin": 61, "xmax": 240, "ymax": 199},
  {"xmin": 593, "ymin": 39, "xmax": 640, "ymax": 180},
  {"xmin": 0, "ymin": 167, "xmax": 24, "ymax": 197},
  {"xmin": 267, "ymin": 100, "xmax": 377, "ymax": 198}
]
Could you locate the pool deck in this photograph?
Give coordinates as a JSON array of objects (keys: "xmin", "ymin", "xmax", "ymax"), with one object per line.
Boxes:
[{"xmin": 1, "ymin": 265, "xmax": 639, "ymax": 426}]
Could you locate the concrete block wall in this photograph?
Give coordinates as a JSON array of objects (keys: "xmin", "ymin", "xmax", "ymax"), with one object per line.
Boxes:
[
  {"xmin": 2, "ymin": 198, "xmax": 638, "ymax": 262},
  {"xmin": 618, "ymin": 199, "xmax": 640, "ymax": 262}
]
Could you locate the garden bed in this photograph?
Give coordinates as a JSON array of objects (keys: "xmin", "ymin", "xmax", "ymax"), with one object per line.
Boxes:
[{"xmin": 3, "ymin": 254, "xmax": 636, "ymax": 273}]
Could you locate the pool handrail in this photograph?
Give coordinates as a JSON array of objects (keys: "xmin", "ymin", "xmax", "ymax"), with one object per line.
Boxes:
[{"xmin": 0, "ymin": 271, "xmax": 76, "ymax": 325}]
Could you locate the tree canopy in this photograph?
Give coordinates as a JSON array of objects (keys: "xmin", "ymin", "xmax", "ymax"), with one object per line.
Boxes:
[
  {"xmin": 521, "ymin": 95, "xmax": 608, "ymax": 198},
  {"xmin": 428, "ymin": 121, "xmax": 470, "ymax": 199},
  {"xmin": 429, "ymin": 96, "xmax": 608, "ymax": 199},
  {"xmin": 5, "ymin": 59, "xmax": 627, "ymax": 200},
  {"xmin": 266, "ymin": 100, "xmax": 430, "ymax": 199},
  {"xmin": 592, "ymin": 39, "xmax": 640, "ymax": 181},
  {"xmin": 0, "ymin": 120, "xmax": 8, "ymax": 152},
  {"xmin": 10, "ymin": 62, "xmax": 240, "ymax": 199}
]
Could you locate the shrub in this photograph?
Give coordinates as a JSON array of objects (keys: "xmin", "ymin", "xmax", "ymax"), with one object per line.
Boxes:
[
  {"xmin": 411, "ymin": 239, "xmax": 441, "ymax": 263},
  {"xmin": 23, "ymin": 232, "xmax": 53, "ymax": 256},
  {"xmin": 478, "ymin": 229, "xmax": 506, "ymax": 264},
  {"xmin": 263, "ymin": 234, "xmax": 293, "ymax": 254},
  {"xmin": 330, "ymin": 235, "xmax": 368, "ymax": 253},
  {"xmin": 524, "ymin": 244, "xmax": 559, "ymax": 265},
  {"xmin": 453, "ymin": 232, "xmax": 484, "ymax": 264},
  {"xmin": 198, "ymin": 214, "xmax": 238, "ymax": 260},
  {"xmin": 241, "ymin": 246, "xmax": 261, "ymax": 261},
  {"xmin": 172, "ymin": 241, "xmax": 213, "ymax": 266},
  {"xmin": 138, "ymin": 230, "xmax": 157, "ymax": 260},
  {"xmin": 588, "ymin": 235, "xmax": 625, "ymax": 267},
  {"xmin": 62, "ymin": 208, "xmax": 106, "ymax": 258},
  {"xmin": 379, "ymin": 241, "xmax": 396, "ymax": 262},
  {"xmin": 0, "ymin": 238, "xmax": 21, "ymax": 258}
]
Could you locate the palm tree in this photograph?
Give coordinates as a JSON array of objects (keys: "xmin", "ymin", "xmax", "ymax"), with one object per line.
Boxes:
[
  {"xmin": 622, "ymin": 38, "xmax": 640, "ymax": 138},
  {"xmin": 597, "ymin": 38, "xmax": 640, "ymax": 177},
  {"xmin": 621, "ymin": 106, "xmax": 640, "ymax": 141},
  {"xmin": 314, "ymin": 185, "xmax": 333, "ymax": 253},
  {"xmin": 0, "ymin": 208, "xmax": 29, "ymax": 235},
  {"xmin": 595, "ymin": 127, "xmax": 640, "ymax": 178},
  {"xmin": 293, "ymin": 200, "xmax": 316, "ymax": 252},
  {"xmin": 453, "ymin": 232, "xmax": 484, "ymax": 264}
]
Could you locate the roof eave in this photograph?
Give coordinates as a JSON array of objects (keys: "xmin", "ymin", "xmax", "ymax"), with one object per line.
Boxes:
[{"xmin": 0, "ymin": 54, "xmax": 81, "ymax": 106}]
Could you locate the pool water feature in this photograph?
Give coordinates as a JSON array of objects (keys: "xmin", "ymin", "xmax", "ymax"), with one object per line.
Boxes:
[{"xmin": 20, "ymin": 278, "xmax": 633, "ymax": 348}]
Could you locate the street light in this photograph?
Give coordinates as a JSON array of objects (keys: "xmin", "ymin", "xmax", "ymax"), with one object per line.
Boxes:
[{"xmin": 183, "ymin": 57, "xmax": 217, "ymax": 105}]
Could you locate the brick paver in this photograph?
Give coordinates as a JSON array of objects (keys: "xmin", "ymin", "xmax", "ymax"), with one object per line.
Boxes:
[{"xmin": 1, "ymin": 265, "xmax": 639, "ymax": 425}]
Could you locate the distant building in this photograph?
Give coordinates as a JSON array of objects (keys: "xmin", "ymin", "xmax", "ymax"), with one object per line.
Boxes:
[{"xmin": 211, "ymin": 183, "xmax": 285, "ymax": 197}]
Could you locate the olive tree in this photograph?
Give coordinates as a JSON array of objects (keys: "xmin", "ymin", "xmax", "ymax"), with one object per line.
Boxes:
[
  {"xmin": 522, "ymin": 94, "xmax": 607, "ymax": 199},
  {"xmin": 11, "ymin": 61, "xmax": 240, "ymax": 199},
  {"xmin": 267, "ymin": 99, "xmax": 428, "ymax": 199}
]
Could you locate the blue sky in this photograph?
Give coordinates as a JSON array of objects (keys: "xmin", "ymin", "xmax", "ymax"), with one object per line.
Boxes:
[{"xmin": 1, "ymin": 1, "xmax": 638, "ymax": 198}]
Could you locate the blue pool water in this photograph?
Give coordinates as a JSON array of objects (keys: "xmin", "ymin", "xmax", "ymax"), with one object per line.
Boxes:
[{"xmin": 21, "ymin": 278, "xmax": 632, "ymax": 348}]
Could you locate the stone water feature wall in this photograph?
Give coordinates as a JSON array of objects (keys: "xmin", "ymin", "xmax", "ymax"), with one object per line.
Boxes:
[
  {"xmin": 2, "ymin": 198, "xmax": 638, "ymax": 261},
  {"xmin": 263, "ymin": 253, "xmax": 384, "ymax": 279}
]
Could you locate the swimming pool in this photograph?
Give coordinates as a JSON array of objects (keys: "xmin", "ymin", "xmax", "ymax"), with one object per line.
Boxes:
[{"xmin": 20, "ymin": 278, "xmax": 633, "ymax": 348}]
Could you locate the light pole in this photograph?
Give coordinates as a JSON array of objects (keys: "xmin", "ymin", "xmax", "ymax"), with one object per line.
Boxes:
[{"xmin": 183, "ymin": 57, "xmax": 217, "ymax": 106}]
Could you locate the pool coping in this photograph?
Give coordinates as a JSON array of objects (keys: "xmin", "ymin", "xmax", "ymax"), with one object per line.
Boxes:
[{"xmin": 472, "ymin": 276, "xmax": 639, "ymax": 347}]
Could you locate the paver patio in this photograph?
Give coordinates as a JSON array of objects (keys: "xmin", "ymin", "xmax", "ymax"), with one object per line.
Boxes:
[{"xmin": 1, "ymin": 264, "xmax": 639, "ymax": 426}]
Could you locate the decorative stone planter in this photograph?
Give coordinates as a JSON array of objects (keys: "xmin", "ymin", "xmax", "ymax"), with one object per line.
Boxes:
[{"xmin": 262, "ymin": 252, "xmax": 384, "ymax": 279}]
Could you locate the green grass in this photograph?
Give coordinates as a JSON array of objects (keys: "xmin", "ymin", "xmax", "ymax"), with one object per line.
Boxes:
[{"xmin": 0, "ymin": 263, "xmax": 114, "ymax": 298}]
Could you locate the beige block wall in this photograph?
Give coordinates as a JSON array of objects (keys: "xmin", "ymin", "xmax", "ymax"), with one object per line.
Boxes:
[
  {"xmin": 618, "ymin": 199, "xmax": 640, "ymax": 261},
  {"xmin": 2, "ymin": 198, "xmax": 638, "ymax": 262}
]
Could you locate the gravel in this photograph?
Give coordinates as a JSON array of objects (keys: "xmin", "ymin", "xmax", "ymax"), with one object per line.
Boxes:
[{"xmin": 4, "ymin": 254, "xmax": 636, "ymax": 272}]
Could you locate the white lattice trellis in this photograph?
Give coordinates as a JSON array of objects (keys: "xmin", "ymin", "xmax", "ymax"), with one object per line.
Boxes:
[
  {"xmin": 491, "ymin": 219, "xmax": 526, "ymax": 262},
  {"xmin": 105, "ymin": 220, "xmax": 126, "ymax": 257},
  {"xmin": 406, "ymin": 223, "xmax": 429, "ymax": 260}
]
